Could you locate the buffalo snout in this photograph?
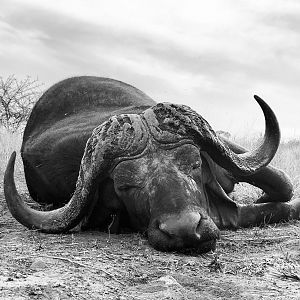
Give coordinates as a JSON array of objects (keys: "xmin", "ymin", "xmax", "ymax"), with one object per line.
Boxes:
[{"xmin": 148, "ymin": 210, "xmax": 220, "ymax": 253}]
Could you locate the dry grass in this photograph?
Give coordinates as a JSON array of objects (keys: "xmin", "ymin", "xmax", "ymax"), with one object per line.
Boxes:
[
  {"xmin": 0, "ymin": 127, "xmax": 300, "ymax": 299},
  {"xmin": 0, "ymin": 127, "xmax": 22, "ymax": 174}
]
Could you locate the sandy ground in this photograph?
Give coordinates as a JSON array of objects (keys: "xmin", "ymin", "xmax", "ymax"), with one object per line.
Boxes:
[{"xmin": 0, "ymin": 171, "xmax": 300, "ymax": 300}]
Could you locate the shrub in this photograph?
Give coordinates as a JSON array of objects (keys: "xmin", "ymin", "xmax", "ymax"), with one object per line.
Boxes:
[{"xmin": 0, "ymin": 75, "xmax": 42, "ymax": 132}]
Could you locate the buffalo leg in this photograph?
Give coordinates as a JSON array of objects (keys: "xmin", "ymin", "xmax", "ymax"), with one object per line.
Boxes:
[
  {"xmin": 236, "ymin": 198, "xmax": 300, "ymax": 227},
  {"xmin": 237, "ymin": 165, "xmax": 294, "ymax": 204}
]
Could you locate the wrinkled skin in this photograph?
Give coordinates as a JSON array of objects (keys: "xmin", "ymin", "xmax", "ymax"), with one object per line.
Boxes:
[
  {"xmin": 4, "ymin": 76, "xmax": 300, "ymax": 253},
  {"xmin": 78, "ymin": 142, "xmax": 221, "ymax": 252}
]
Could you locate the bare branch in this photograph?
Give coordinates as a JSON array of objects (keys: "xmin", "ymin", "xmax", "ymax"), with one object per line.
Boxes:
[{"xmin": 0, "ymin": 75, "xmax": 43, "ymax": 132}]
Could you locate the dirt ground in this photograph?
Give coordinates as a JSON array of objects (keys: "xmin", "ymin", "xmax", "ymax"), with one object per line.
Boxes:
[{"xmin": 0, "ymin": 169, "xmax": 300, "ymax": 299}]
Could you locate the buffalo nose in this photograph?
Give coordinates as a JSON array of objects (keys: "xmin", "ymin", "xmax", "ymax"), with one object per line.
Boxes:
[{"xmin": 159, "ymin": 211, "xmax": 201, "ymax": 240}]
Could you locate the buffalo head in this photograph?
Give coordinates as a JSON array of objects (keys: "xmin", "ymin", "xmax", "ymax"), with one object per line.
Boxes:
[{"xmin": 4, "ymin": 96, "xmax": 280, "ymax": 252}]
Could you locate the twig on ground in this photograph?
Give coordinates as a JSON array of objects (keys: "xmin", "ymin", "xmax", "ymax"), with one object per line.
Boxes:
[{"xmin": 107, "ymin": 214, "xmax": 116, "ymax": 241}]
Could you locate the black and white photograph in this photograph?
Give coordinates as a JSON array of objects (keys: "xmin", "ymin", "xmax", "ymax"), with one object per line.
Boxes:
[{"xmin": 0, "ymin": 0, "xmax": 299, "ymax": 299}]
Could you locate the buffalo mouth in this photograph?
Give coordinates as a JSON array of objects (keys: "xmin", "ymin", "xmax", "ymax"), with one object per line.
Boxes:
[{"xmin": 179, "ymin": 240, "xmax": 217, "ymax": 255}]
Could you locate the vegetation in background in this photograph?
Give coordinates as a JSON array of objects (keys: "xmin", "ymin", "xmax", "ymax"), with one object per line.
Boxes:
[{"xmin": 0, "ymin": 75, "xmax": 43, "ymax": 132}]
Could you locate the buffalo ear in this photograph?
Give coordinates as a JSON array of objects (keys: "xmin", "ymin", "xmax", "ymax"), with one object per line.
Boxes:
[
  {"xmin": 201, "ymin": 152, "xmax": 239, "ymax": 229},
  {"xmin": 206, "ymin": 188, "xmax": 239, "ymax": 229}
]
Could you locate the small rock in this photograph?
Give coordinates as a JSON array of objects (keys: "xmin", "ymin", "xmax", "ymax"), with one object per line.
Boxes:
[
  {"xmin": 14, "ymin": 272, "xmax": 23, "ymax": 279},
  {"xmin": 121, "ymin": 275, "xmax": 187, "ymax": 300},
  {"xmin": 30, "ymin": 258, "xmax": 48, "ymax": 271},
  {"xmin": 157, "ymin": 275, "xmax": 181, "ymax": 286}
]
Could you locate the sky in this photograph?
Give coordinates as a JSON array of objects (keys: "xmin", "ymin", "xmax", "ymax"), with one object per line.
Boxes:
[{"xmin": 1, "ymin": 0, "xmax": 300, "ymax": 138}]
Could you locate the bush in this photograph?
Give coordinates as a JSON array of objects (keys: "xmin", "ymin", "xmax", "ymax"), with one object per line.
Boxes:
[{"xmin": 0, "ymin": 75, "xmax": 43, "ymax": 132}]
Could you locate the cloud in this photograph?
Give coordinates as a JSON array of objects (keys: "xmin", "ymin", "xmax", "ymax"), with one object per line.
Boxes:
[{"xmin": 2, "ymin": 0, "xmax": 299, "ymax": 86}]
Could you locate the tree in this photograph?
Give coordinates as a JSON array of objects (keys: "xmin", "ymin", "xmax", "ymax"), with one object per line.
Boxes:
[{"xmin": 0, "ymin": 75, "xmax": 43, "ymax": 132}]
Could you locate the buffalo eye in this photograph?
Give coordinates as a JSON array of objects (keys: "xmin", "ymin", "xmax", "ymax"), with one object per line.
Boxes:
[
  {"xmin": 192, "ymin": 161, "xmax": 201, "ymax": 170},
  {"xmin": 117, "ymin": 185, "xmax": 136, "ymax": 192}
]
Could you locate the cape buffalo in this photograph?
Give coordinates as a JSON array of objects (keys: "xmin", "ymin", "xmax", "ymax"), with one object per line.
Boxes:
[{"xmin": 4, "ymin": 76, "xmax": 300, "ymax": 252}]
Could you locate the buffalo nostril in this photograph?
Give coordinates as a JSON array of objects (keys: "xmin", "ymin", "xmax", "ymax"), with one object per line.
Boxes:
[{"xmin": 158, "ymin": 222, "xmax": 170, "ymax": 234}]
